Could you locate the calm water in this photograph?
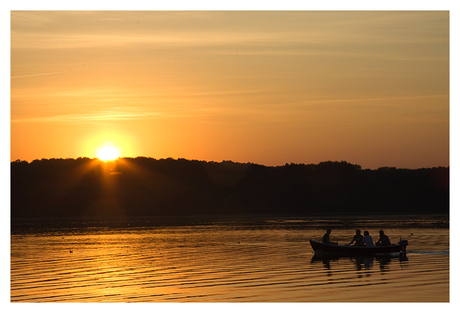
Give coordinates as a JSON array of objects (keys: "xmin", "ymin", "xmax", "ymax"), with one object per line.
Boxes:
[{"xmin": 11, "ymin": 216, "xmax": 449, "ymax": 302}]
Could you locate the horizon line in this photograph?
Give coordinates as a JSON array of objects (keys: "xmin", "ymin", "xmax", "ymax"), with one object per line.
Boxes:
[{"xmin": 11, "ymin": 156, "xmax": 449, "ymax": 170}]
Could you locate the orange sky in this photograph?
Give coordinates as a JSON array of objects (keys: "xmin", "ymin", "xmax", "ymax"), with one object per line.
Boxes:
[{"xmin": 10, "ymin": 11, "xmax": 449, "ymax": 169}]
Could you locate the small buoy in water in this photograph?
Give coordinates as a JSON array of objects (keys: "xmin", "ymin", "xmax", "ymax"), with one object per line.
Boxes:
[
  {"xmin": 238, "ymin": 241, "xmax": 240, "ymax": 244},
  {"xmin": 410, "ymin": 233, "xmax": 414, "ymax": 236},
  {"xmin": 70, "ymin": 249, "xmax": 73, "ymax": 253}
]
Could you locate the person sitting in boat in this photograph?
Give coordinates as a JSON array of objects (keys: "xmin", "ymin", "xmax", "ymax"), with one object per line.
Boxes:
[
  {"xmin": 362, "ymin": 231, "xmax": 375, "ymax": 247},
  {"xmin": 346, "ymin": 229, "xmax": 364, "ymax": 246},
  {"xmin": 322, "ymin": 229, "xmax": 332, "ymax": 244},
  {"xmin": 375, "ymin": 230, "xmax": 391, "ymax": 246},
  {"xmin": 322, "ymin": 229, "xmax": 338, "ymax": 245}
]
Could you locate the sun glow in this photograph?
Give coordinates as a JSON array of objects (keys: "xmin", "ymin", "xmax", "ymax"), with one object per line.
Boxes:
[{"xmin": 96, "ymin": 144, "xmax": 121, "ymax": 161}]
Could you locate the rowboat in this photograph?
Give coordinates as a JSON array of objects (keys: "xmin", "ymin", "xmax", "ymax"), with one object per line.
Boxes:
[{"xmin": 309, "ymin": 239, "xmax": 408, "ymax": 256}]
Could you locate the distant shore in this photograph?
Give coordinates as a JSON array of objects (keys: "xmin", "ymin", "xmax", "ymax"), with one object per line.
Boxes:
[{"xmin": 11, "ymin": 158, "xmax": 449, "ymax": 221}]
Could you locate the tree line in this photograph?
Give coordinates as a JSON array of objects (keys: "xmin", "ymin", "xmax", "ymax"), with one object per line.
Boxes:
[{"xmin": 11, "ymin": 157, "xmax": 449, "ymax": 220}]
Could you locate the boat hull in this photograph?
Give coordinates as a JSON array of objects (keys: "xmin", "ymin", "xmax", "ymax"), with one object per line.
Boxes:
[{"xmin": 309, "ymin": 239, "xmax": 404, "ymax": 256}]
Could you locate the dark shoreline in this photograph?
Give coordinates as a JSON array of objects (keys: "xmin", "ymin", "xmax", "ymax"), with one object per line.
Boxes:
[{"xmin": 11, "ymin": 158, "xmax": 449, "ymax": 220}]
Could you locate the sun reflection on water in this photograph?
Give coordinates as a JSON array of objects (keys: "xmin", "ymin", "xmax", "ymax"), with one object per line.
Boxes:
[{"xmin": 11, "ymin": 221, "xmax": 449, "ymax": 302}]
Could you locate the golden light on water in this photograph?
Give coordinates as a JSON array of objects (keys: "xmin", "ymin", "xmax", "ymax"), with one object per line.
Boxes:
[
  {"xmin": 10, "ymin": 225, "xmax": 450, "ymax": 302},
  {"xmin": 96, "ymin": 143, "xmax": 121, "ymax": 161}
]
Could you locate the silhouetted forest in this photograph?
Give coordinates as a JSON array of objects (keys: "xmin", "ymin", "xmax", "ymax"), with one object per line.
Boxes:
[{"xmin": 11, "ymin": 157, "xmax": 449, "ymax": 220}]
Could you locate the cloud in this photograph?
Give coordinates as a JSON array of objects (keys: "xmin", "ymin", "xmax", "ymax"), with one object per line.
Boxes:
[
  {"xmin": 11, "ymin": 71, "xmax": 66, "ymax": 79},
  {"xmin": 11, "ymin": 110, "xmax": 163, "ymax": 123}
]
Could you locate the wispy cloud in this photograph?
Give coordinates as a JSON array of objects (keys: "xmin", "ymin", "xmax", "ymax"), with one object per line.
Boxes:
[
  {"xmin": 11, "ymin": 110, "xmax": 163, "ymax": 123},
  {"xmin": 11, "ymin": 71, "xmax": 66, "ymax": 79}
]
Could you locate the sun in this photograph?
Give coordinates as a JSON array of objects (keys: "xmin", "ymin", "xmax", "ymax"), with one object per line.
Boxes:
[{"xmin": 96, "ymin": 144, "xmax": 121, "ymax": 161}]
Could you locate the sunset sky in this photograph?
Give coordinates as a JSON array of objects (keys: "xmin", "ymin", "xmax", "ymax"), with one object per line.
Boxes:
[{"xmin": 10, "ymin": 10, "xmax": 449, "ymax": 169}]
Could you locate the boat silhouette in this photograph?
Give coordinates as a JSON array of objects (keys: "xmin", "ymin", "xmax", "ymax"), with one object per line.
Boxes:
[{"xmin": 309, "ymin": 239, "xmax": 408, "ymax": 257}]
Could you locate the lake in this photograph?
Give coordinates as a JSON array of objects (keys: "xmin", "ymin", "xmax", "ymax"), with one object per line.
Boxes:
[{"xmin": 10, "ymin": 216, "xmax": 449, "ymax": 302}]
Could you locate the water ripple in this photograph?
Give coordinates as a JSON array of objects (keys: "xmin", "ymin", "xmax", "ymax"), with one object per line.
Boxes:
[{"xmin": 11, "ymin": 221, "xmax": 449, "ymax": 302}]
